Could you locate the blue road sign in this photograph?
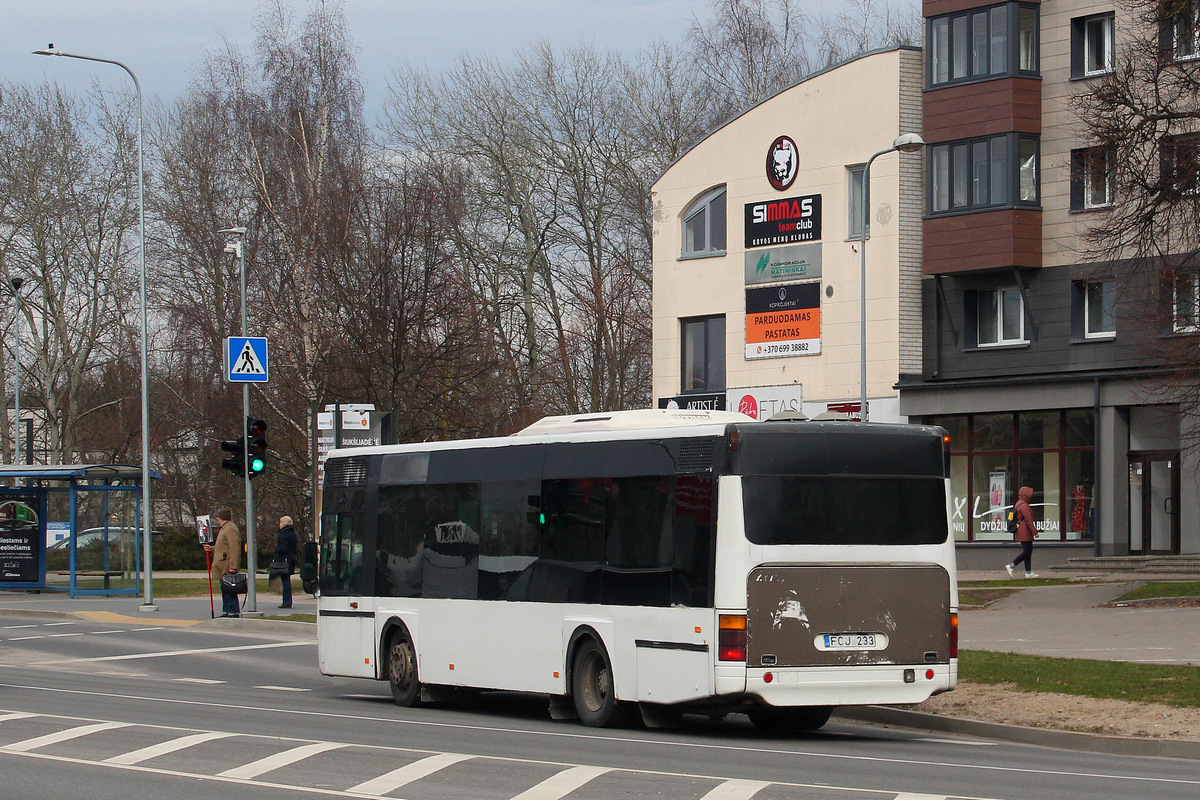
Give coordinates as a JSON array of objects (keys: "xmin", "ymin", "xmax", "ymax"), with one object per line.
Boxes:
[{"xmin": 226, "ymin": 337, "xmax": 269, "ymax": 383}]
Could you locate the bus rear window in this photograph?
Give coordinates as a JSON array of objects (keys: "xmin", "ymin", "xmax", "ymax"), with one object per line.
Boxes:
[{"xmin": 742, "ymin": 476, "xmax": 947, "ymax": 546}]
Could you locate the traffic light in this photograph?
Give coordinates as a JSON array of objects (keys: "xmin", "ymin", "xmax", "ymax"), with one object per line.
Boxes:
[
  {"xmin": 220, "ymin": 436, "xmax": 246, "ymax": 477},
  {"xmin": 246, "ymin": 417, "xmax": 268, "ymax": 476}
]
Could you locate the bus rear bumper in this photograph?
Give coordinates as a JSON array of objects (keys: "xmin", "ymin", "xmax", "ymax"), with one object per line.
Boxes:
[{"xmin": 723, "ymin": 663, "xmax": 956, "ymax": 708}]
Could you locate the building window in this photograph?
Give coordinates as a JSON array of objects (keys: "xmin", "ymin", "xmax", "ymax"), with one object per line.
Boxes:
[
  {"xmin": 931, "ymin": 410, "xmax": 1095, "ymax": 543},
  {"xmin": 847, "ymin": 164, "xmax": 866, "ymax": 239},
  {"xmin": 681, "ymin": 315, "xmax": 726, "ymax": 392},
  {"xmin": 1160, "ymin": 134, "xmax": 1200, "ymax": 198},
  {"xmin": 1070, "ymin": 147, "xmax": 1113, "ymax": 209},
  {"xmin": 976, "ymin": 287, "xmax": 1026, "ymax": 346},
  {"xmin": 929, "ymin": 133, "xmax": 1039, "ymax": 214},
  {"xmin": 1072, "ymin": 13, "xmax": 1114, "ymax": 77},
  {"xmin": 1172, "ymin": 273, "xmax": 1200, "ymax": 333},
  {"xmin": 682, "ymin": 187, "xmax": 727, "ymax": 258},
  {"xmin": 928, "ymin": 3, "xmax": 1039, "ymax": 87},
  {"xmin": 1085, "ymin": 280, "xmax": 1117, "ymax": 338},
  {"xmin": 1170, "ymin": 1, "xmax": 1199, "ymax": 60}
]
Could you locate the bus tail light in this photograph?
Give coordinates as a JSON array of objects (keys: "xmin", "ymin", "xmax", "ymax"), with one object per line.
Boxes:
[
  {"xmin": 949, "ymin": 612, "xmax": 958, "ymax": 658},
  {"xmin": 718, "ymin": 614, "xmax": 747, "ymax": 662}
]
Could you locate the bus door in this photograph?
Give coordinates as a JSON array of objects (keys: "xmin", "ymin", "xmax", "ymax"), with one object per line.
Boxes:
[{"xmin": 317, "ymin": 510, "xmax": 376, "ymax": 678}]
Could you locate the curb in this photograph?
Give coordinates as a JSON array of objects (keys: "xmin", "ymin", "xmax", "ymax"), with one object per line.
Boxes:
[{"xmin": 836, "ymin": 705, "xmax": 1200, "ymax": 760}]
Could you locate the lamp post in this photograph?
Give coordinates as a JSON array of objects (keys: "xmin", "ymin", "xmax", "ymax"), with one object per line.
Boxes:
[
  {"xmin": 219, "ymin": 226, "xmax": 259, "ymax": 614},
  {"xmin": 858, "ymin": 132, "xmax": 925, "ymax": 422},
  {"xmin": 11, "ymin": 277, "xmax": 23, "ymax": 466},
  {"xmin": 34, "ymin": 45, "xmax": 156, "ymax": 611}
]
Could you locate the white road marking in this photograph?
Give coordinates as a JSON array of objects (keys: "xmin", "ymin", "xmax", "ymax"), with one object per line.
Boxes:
[
  {"xmin": 4, "ymin": 721, "xmax": 130, "ymax": 752},
  {"xmin": 697, "ymin": 778, "xmax": 771, "ymax": 799},
  {"xmin": 912, "ymin": 737, "xmax": 996, "ymax": 746},
  {"xmin": 106, "ymin": 731, "xmax": 234, "ymax": 765},
  {"xmin": 29, "ymin": 640, "xmax": 309, "ymax": 665},
  {"xmin": 132, "ymin": 627, "xmax": 166, "ymax": 632},
  {"xmin": 91, "ymin": 630, "xmax": 124, "ymax": 635},
  {"xmin": 8, "ymin": 636, "xmax": 44, "ymax": 641},
  {"xmin": 255, "ymin": 685, "xmax": 310, "ymax": 692},
  {"xmin": 347, "ymin": 752, "xmax": 472, "ymax": 795},
  {"xmin": 2, "ymin": 625, "xmax": 38, "ymax": 630},
  {"xmin": 510, "ymin": 765, "xmax": 610, "ymax": 800},
  {"xmin": 44, "ymin": 622, "xmax": 77, "ymax": 627},
  {"xmin": 47, "ymin": 633, "xmax": 84, "ymax": 638},
  {"xmin": 894, "ymin": 794, "xmax": 948, "ymax": 800},
  {"xmin": 173, "ymin": 678, "xmax": 225, "ymax": 685},
  {"xmin": 219, "ymin": 741, "xmax": 345, "ymax": 779},
  {"xmin": 0, "ymin": 712, "xmax": 36, "ymax": 722}
]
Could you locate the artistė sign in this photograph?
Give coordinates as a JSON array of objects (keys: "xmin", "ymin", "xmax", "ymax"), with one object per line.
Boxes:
[
  {"xmin": 745, "ymin": 282, "xmax": 821, "ymax": 359},
  {"xmin": 744, "ymin": 242, "xmax": 822, "ymax": 285},
  {"xmin": 0, "ymin": 495, "xmax": 42, "ymax": 584},
  {"xmin": 726, "ymin": 385, "xmax": 802, "ymax": 420}
]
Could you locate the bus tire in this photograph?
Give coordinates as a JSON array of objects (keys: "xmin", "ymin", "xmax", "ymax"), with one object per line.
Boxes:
[
  {"xmin": 386, "ymin": 630, "xmax": 422, "ymax": 707},
  {"xmin": 748, "ymin": 705, "xmax": 832, "ymax": 733},
  {"xmin": 571, "ymin": 638, "xmax": 629, "ymax": 727}
]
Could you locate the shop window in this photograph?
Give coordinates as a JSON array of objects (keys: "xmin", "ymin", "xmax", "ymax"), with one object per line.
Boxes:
[
  {"xmin": 929, "ymin": 133, "xmax": 1039, "ymax": 215},
  {"xmin": 1070, "ymin": 147, "xmax": 1113, "ymax": 210},
  {"xmin": 974, "ymin": 287, "xmax": 1026, "ymax": 346},
  {"xmin": 1071, "ymin": 13, "xmax": 1114, "ymax": 77},
  {"xmin": 682, "ymin": 186, "xmax": 727, "ymax": 258},
  {"xmin": 681, "ymin": 315, "xmax": 726, "ymax": 392},
  {"xmin": 928, "ymin": 2, "xmax": 1039, "ymax": 87}
]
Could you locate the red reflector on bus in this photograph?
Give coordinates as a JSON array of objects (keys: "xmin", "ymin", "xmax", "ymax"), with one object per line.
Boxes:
[
  {"xmin": 949, "ymin": 613, "xmax": 959, "ymax": 658},
  {"xmin": 718, "ymin": 614, "xmax": 747, "ymax": 662},
  {"xmin": 763, "ymin": 672, "xmax": 773, "ymax": 683},
  {"xmin": 926, "ymin": 669, "xmax": 935, "ymax": 680}
]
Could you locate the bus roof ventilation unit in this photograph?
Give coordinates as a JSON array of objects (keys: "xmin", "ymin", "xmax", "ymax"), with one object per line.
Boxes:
[{"xmin": 514, "ymin": 408, "xmax": 753, "ymax": 436}]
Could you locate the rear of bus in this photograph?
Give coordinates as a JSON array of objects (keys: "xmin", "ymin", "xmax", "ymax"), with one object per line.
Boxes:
[{"xmin": 712, "ymin": 421, "xmax": 957, "ymax": 720}]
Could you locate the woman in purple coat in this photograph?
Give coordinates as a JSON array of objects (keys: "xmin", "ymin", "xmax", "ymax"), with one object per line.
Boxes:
[{"xmin": 1005, "ymin": 486, "xmax": 1039, "ymax": 578}]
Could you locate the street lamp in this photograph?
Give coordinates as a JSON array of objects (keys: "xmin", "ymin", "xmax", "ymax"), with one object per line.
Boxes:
[
  {"xmin": 11, "ymin": 277, "xmax": 23, "ymax": 466},
  {"xmin": 219, "ymin": 226, "xmax": 259, "ymax": 614},
  {"xmin": 34, "ymin": 44, "xmax": 156, "ymax": 611},
  {"xmin": 858, "ymin": 132, "xmax": 925, "ymax": 422}
]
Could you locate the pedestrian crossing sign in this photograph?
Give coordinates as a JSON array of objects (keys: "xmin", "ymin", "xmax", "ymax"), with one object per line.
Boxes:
[{"xmin": 225, "ymin": 337, "xmax": 269, "ymax": 383}]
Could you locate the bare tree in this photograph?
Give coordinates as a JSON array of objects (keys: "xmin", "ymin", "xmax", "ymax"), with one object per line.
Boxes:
[{"xmin": 1074, "ymin": 0, "xmax": 1200, "ymax": 420}]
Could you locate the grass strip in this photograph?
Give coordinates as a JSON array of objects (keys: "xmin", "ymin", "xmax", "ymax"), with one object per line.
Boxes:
[
  {"xmin": 962, "ymin": 650, "xmax": 1200, "ymax": 708},
  {"xmin": 1113, "ymin": 581, "xmax": 1200, "ymax": 602}
]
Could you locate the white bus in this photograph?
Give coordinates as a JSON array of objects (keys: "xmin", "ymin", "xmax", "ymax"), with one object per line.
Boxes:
[{"xmin": 315, "ymin": 409, "xmax": 958, "ymax": 731}]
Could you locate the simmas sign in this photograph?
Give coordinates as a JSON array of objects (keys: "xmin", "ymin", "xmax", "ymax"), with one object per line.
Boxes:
[
  {"xmin": 744, "ymin": 194, "xmax": 821, "ymax": 248},
  {"xmin": 745, "ymin": 282, "xmax": 821, "ymax": 359}
]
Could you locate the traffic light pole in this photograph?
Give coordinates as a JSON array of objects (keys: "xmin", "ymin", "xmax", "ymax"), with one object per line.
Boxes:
[{"xmin": 225, "ymin": 231, "xmax": 258, "ymax": 614}]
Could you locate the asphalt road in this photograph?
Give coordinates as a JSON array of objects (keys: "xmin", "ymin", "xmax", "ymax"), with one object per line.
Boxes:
[{"xmin": 1, "ymin": 612, "xmax": 1198, "ymax": 800}]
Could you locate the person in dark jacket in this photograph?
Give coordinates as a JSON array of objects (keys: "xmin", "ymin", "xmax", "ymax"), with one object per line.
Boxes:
[
  {"xmin": 1005, "ymin": 486, "xmax": 1039, "ymax": 578},
  {"xmin": 275, "ymin": 515, "xmax": 299, "ymax": 608}
]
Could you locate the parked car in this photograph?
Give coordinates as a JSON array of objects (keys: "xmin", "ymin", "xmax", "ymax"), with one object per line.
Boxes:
[{"xmin": 45, "ymin": 527, "xmax": 161, "ymax": 572}]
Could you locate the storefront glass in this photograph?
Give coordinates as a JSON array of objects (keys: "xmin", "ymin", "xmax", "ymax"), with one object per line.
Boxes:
[{"xmin": 929, "ymin": 409, "xmax": 1094, "ymax": 542}]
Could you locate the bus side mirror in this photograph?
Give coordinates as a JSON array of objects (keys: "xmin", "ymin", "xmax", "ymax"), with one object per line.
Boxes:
[{"xmin": 299, "ymin": 540, "xmax": 318, "ymax": 584}]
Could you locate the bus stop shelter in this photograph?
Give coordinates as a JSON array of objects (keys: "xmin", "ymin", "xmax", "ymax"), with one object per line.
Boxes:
[{"xmin": 0, "ymin": 464, "xmax": 158, "ymax": 597}]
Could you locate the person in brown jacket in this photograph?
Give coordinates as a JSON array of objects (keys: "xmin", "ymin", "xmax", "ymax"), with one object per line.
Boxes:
[
  {"xmin": 204, "ymin": 508, "xmax": 243, "ymax": 616},
  {"xmin": 1005, "ymin": 486, "xmax": 1039, "ymax": 579}
]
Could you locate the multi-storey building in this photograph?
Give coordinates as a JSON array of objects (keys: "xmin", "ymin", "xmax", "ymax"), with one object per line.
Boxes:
[{"xmin": 900, "ymin": 0, "xmax": 1200, "ymax": 566}]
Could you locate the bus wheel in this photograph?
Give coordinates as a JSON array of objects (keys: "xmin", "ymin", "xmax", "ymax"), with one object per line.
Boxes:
[
  {"xmin": 748, "ymin": 705, "xmax": 832, "ymax": 733},
  {"xmin": 387, "ymin": 631, "xmax": 422, "ymax": 707},
  {"xmin": 571, "ymin": 638, "xmax": 628, "ymax": 727}
]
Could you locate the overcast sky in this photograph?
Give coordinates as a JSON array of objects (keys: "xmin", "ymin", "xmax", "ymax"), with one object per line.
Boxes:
[{"xmin": 0, "ymin": 0, "xmax": 704, "ymax": 117}]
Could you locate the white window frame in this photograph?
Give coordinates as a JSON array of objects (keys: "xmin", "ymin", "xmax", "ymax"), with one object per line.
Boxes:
[
  {"xmin": 1173, "ymin": 274, "xmax": 1200, "ymax": 333},
  {"xmin": 977, "ymin": 287, "xmax": 1026, "ymax": 346},
  {"xmin": 1083, "ymin": 147, "xmax": 1113, "ymax": 209},
  {"xmin": 682, "ymin": 186, "xmax": 727, "ymax": 258},
  {"xmin": 1174, "ymin": 2, "xmax": 1199, "ymax": 61},
  {"xmin": 1084, "ymin": 280, "xmax": 1117, "ymax": 339},
  {"xmin": 1083, "ymin": 14, "xmax": 1114, "ymax": 75}
]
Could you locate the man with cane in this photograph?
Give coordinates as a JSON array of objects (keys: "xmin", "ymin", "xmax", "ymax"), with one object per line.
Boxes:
[{"xmin": 203, "ymin": 508, "xmax": 243, "ymax": 617}]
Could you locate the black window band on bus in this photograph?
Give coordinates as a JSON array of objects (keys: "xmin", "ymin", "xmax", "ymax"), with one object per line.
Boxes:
[
  {"xmin": 318, "ymin": 609, "xmax": 375, "ymax": 618},
  {"xmin": 635, "ymin": 639, "xmax": 710, "ymax": 653}
]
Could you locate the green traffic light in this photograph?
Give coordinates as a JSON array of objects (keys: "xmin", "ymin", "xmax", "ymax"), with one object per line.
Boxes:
[{"xmin": 249, "ymin": 456, "xmax": 266, "ymax": 474}]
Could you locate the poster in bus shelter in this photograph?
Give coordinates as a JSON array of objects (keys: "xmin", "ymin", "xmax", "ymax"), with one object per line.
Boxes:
[
  {"xmin": 0, "ymin": 493, "xmax": 44, "ymax": 585},
  {"xmin": 745, "ymin": 281, "xmax": 821, "ymax": 359}
]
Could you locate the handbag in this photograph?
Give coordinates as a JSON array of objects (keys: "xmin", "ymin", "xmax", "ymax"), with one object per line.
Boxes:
[
  {"xmin": 220, "ymin": 571, "xmax": 248, "ymax": 595},
  {"xmin": 268, "ymin": 557, "xmax": 290, "ymax": 577}
]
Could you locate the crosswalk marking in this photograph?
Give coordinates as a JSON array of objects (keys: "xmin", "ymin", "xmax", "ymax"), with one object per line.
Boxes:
[
  {"xmin": 219, "ymin": 741, "xmax": 345, "ymax": 779},
  {"xmin": 4, "ymin": 721, "xmax": 130, "ymax": 752},
  {"xmin": 347, "ymin": 752, "xmax": 472, "ymax": 795},
  {"xmin": 106, "ymin": 731, "xmax": 235, "ymax": 765},
  {"xmin": 0, "ymin": 712, "xmax": 36, "ymax": 723},
  {"xmin": 698, "ymin": 779, "xmax": 771, "ymax": 799},
  {"xmin": 510, "ymin": 765, "xmax": 611, "ymax": 800}
]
